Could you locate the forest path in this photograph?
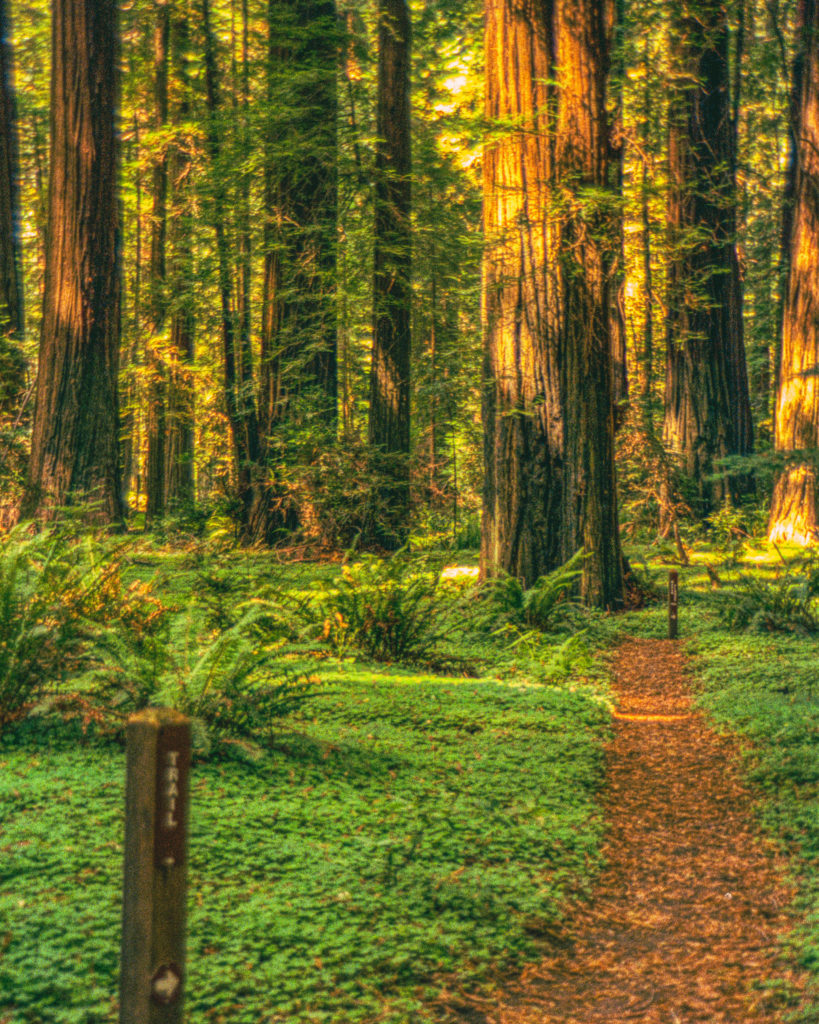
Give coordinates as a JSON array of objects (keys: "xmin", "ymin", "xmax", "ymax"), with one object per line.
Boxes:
[{"xmin": 447, "ymin": 638, "xmax": 806, "ymax": 1024}]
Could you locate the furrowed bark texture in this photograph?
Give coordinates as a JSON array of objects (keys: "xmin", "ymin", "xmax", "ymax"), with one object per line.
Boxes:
[
  {"xmin": 609, "ymin": 0, "xmax": 628, "ymax": 425},
  {"xmin": 0, "ymin": 0, "xmax": 23, "ymax": 379},
  {"xmin": 251, "ymin": 0, "xmax": 339, "ymax": 543},
  {"xmin": 164, "ymin": 4, "xmax": 195, "ymax": 508},
  {"xmin": 24, "ymin": 0, "xmax": 122, "ymax": 523},
  {"xmin": 145, "ymin": 2, "xmax": 170, "ymax": 523},
  {"xmin": 368, "ymin": 0, "xmax": 412, "ymax": 542},
  {"xmin": 260, "ymin": 0, "xmax": 338, "ymax": 433},
  {"xmin": 769, "ymin": 0, "xmax": 819, "ymax": 544},
  {"xmin": 663, "ymin": 0, "xmax": 753, "ymax": 513},
  {"xmin": 201, "ymin": 0, "xmax": 260, "ymax": 537},
  {"xmin": 481, "ymin": 0, "xmax": 623, "ymax": 608}
]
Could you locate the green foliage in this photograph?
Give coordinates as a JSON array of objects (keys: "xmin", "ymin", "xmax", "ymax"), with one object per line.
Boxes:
[
  {"xmin": 702, "ymin": 501, "xmax": 769, "ymax": 553},
  {"xmin": 715, "ymin": 571, "xmax": 819, "ymax": 635},
  {"xmin": 478, "ymin": 550, "xmax": 586, "ymax": 632},
  {"xmin": 0, "ymin": 526, "xmax": 165, "ymax": 729},
  {"xmin": 293, "ymin": 438, "xmax": 408, "ymax": 551},
  {"xmin": 0, "ymin": 527, "xmax": 79, "ymax": 726},
  {"xmin": 693, "ymin": 630, "xmax": 819, "ymax": 1017},
  {"xmin": 157, "ymin": 613, "xmax": 322, "ymax": 757},
  {"xmin": 0, "ymin": 669, "xmax": 609, "ymax": 1024},
  {"xmin": 310, "ymin": 547, "xmax": 459, "ymax": 665},
  {"xmin": 85, "ymin": 598, "xmax": 319, "ymax": 757}
]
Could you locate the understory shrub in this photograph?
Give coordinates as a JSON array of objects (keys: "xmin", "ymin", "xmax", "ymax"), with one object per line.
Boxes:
[
  {"xmin": 310, "ymin": 547, "xmax": 461, "ymax": 664},
  {"xmin": 0, "ymin": 528, "xmax": 82, "ymax": 725},
  {"xmin": 476, "ymin": 549, "xmax": 586, "ymax": 633},
  {"xmin": 715, "ymin": 570, "xmax": 819, "ymax": 634},
  {"xmin": 86, "ymin": 605, "xmax": 320, "ymax": 757},
  {"xmin": 0, "ymin": 526, "xmax": 165, "ymax": 728},
  {"xmin": 287, "ymin": 437, "xmax": 410, "ymax": 550}
]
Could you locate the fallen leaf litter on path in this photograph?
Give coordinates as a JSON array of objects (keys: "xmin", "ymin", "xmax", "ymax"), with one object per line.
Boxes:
[{"xmin": 444, "ymin": 638, "xmax": 808, "ymax": 1024}]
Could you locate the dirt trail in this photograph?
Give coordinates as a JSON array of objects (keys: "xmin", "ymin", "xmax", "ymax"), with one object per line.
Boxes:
[{"xmin": 450, "ymin": 638, "xmax": 806, "ymax": 1024}]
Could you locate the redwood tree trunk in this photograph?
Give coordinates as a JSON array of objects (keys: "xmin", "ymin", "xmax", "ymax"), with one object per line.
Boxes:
[
  {"xmin": 260, "ymin": 0, "xmax": 338, "ymax": 439},
  {"xmin": 164, "ymin": 5, "xmax": 196, "ymax": 508},
  {"xmin": 23, "ymin": 0, "xmax": 122, "ymax": 523},
  {"xmin": 481, "ymin": 0, "xmax": 623, "ymax": 608},
  {"xmin": 252, "ymin": 0, "xmax": 340, "ymax": 543},
  {"xmin": 769, "ymin": 0, "xmax": 819, "ymax": 544},
  {"xmin": 145, "ymin": 2, "xmax": 169, "ymax": 524},
  {"xmin": 368, "ymin": 0, "xmax": 411, "ymax": 545},
  {"xmin": 663, "ymin": 0, "xmax": 753, "ymax": 514},
  {"xmin": 0, "ymin": 0, "xmax": 24, "ymax": 411},
  {"xmin": 201, "ymin": 0, "xmax": 260, "ymax": 536}
]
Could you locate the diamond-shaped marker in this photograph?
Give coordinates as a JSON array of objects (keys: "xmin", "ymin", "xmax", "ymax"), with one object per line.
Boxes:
[{"xmin": 151, "ymin": 963, "xmax": 181, "ymax": 1004}]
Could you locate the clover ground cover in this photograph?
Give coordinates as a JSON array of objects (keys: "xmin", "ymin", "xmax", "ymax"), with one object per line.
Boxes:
[{"xmin": 0, "ymin": 668, "xmax": 610, "ymax": 1024}]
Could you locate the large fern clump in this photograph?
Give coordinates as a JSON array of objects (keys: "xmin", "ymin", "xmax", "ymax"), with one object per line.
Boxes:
[
  {"xmin": 476, "ymin": 549, "xmax": 586, "ymax": 633},
  {"xmin": 0, "ymin": 526, "xmax": 164, "ymax": 728},
  {"xmin": 310, "ymin": 548, "xmax": 462, "ymax": 664},
  {"xmin": 715, "ymin": 570, "xmax": 819, "ymax": 635}
]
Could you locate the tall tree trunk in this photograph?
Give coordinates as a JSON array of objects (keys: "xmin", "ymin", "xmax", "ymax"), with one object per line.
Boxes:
[
  {"xmin": 368, "ymin": 0, "xmax": 411, "ymax": 546},
  {"xmin": 234, "ymin": 0, "xmax": 254, "ymax": 443},
  {"xmin": 481, "ymin": 0, "xmax": 623, "ymax": 608},
  {"xmin": 145, "ymin": 2, "xmax": 169, "ymax": 524},
  {"xmin": 23, "ymin": 0, "xmax": 122, "ymax": 523},
  {"xmin": 0, "ymin": 0, "xmax": 24, "ymax": 412},
  {"xmin": 637, "ymin": 38, "xmax": 655, "ymax": 432},
  {"xmin": 769, "ymin": 0, "xmax": 819, "ymax": 543},
  {"xmin": 260, "ymin": 0, "xmax": 338, "ymax": 437},
  {"xmin": 663, "ymin": 0, "xmax": 753, "ymax": 515},
  {"xmin": 120, "ymin": 114, "xmax": 141, "ymax": 507},
  {"xmin": 609, "ymin": 0, "xmax": 628, "ymax": 427},
  {"xmin": 775, "ymin": 0, "xmax": 803, "ymax": 443},
  {"xmin": 201, "ymin": 0, "xmax": 260, "ymax": 536},
  {"xmin": 164, "ymin": 4, "xmax": 196, "ymax": 508}
]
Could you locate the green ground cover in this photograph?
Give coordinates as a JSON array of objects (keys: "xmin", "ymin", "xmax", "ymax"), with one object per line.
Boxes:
[
  {"xmin": 0, "ymin": 540, "xmax": 611, "ymax": 1024},
  {"xmin": 2, "ymin": 531, "xmax": 819, "ymax": 1021}
]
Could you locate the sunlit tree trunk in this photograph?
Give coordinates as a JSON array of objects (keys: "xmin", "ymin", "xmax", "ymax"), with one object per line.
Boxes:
[
  {"xmin": 769, "ymin": 0, "xmax": 819, "ymax": 544},
  {"xmin": 0, "ymin": 0, "xmax": 23, "ymax": 412},
  {"xmin": 609, "ymin": 0, "xmax": 628, "ymax": 427},
  {"xmin": 368, "ymin": 0, "xmax": 411, "ymax": 546},
  {"xmin": 145, "ymin": 2, "xmax": 169, "ymax": 523},
  {"xmin": 482, "ymin": 0, "xmax": 623, "ymax": 608},
  {"xmin": 23, "ymin": 0, "xmax": 122, "ymax": 523},
  {"xmin": 663, "ymin": 0, "xmax": 753, "ymax": 514},
  {"xmin": 120, "ymin": 115, "xmax": 141, "ymax": 507}
]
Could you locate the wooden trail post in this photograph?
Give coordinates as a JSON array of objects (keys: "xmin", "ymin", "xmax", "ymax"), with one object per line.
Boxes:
[
  {"xmin": 120, "ymin": 709, "xmax": 191, "ymax": 1024},
  {"xmin": 668, "ymin": 570, "xmax": 679, "ymax": 640}
]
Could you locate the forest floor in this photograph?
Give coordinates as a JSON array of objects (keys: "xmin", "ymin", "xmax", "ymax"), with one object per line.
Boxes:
[{"xmin": 446, "ymin": 638, "xmax": 810, "ymax": 1024}]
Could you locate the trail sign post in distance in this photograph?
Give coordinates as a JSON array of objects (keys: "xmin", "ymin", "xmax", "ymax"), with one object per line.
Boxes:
[{"xmin": 669, "ymin": 570, "xmax": 679, "ymax": 640}]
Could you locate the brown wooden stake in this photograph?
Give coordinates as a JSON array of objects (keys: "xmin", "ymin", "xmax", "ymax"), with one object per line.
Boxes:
[
  {"xmin": 669, "ymin": 569, "xmax": 679, "ymax": 639},
  {"xmin": 120, "ymin": 708, "xmax": 191, "ymax": 1024}
]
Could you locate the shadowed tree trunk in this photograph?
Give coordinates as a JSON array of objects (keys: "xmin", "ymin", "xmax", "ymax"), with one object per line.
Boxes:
[
  {"xmin": 250, "ymin": 0, "xmax": 339, "ymax": 543},
  {"xmin": 663, "ymin": 0, "xmax": 753, "ymax": 515},
  {"xmin": 145, "ymin": 1, "xmax": 169, "ymax": 524},
  {"xmin": 368, "ymin": 0, "xmax": 411, "ymax": 547},
  {"xmin": 23, "ymin": 0, "xmax": 122, "ymax": 523},
  {"xmin": 0, "ymin": 0, "xmax": 24, "ymax": 411},
  {"xmin": 260, "ymin": 0, "xmax": 338, "ymax": 436},
  {"xmin": 201, "ymin": 0, "xmax": 260, "ymax": 537},
  {"xmin": 769, "ymin": 0, "xmax": 819, "ymax": 544},
  {"xmin": 164, "ymin": 5, "xmax": 195, "ymax": 508},
  {"xmin": 481, "ymin": 0, "xmax": 623, "ymax": 608}
]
